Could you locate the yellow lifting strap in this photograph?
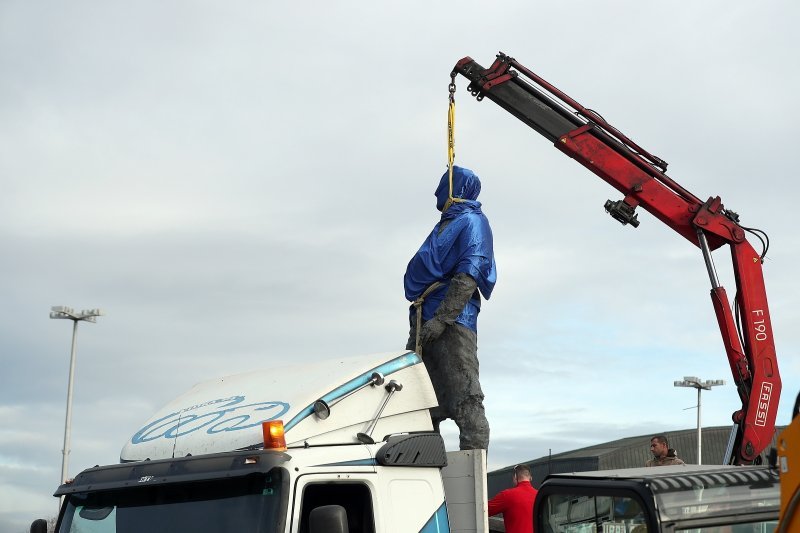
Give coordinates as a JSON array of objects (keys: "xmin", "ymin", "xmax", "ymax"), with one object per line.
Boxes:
[{"xmin": 443, "ymin": 74, "xmax": 466, "ymax": 214}]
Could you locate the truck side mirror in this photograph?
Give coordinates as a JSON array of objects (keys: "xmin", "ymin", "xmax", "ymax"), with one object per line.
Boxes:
[
  {"xmin": 30, "ymin": 519, "xmax": 48, "ymax": 533},
  {"xmin": 309, "ymin": 504, "xmax": 349, "ymax": 533}
]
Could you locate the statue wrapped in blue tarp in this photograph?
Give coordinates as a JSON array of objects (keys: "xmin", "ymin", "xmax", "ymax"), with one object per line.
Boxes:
[{"xmin": 404, "ymin": 165, "xmax": 497, "ymax": 450}]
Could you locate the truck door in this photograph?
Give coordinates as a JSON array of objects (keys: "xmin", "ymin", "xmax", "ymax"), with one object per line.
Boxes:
[{"xmin": 373, "ymin": 466, "xmax": 450, "ymax": 533}]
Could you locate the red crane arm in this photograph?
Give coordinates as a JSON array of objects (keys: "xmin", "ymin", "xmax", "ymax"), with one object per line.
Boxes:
[{"xmin": 453, "ymin": 53, "xmax": 781, "ymax": 464}]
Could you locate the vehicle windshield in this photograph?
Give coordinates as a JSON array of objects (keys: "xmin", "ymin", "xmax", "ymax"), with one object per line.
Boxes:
[
  {"xmin": 676, "ymin": 523, "xmax": 777, "ymax": 532},
  {"xmin": 540, "ymin": 494, "xmax": 650, "ymax": 532},
  {"xmin": 58, "ymin": 468, "xmax": 286, "ymax": 533},
  {"xmin": 656, "ymin": 481, "xmax": 780, "ymax": 533}
]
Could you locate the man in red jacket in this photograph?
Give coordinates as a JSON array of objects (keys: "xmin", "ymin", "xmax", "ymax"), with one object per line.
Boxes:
[{"xmin": 488, "ymin": 464, "xmax": 538, "ymax": 533}]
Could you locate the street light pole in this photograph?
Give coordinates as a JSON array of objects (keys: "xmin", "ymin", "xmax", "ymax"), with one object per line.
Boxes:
[
  {"xmin": 50, "ymin": 306, "xmax": 104, "ymax": 497},
  {"xmin": 674, "ymin": 376, "xmax": 725, "ymax": 465}
]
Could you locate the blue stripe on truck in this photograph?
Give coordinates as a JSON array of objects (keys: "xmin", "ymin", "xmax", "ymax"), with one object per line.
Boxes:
[
  {"xmin": 312, "ymin": 458, "xmax": 378, "ymax": 467},
  {"xmin": 420, "ymin": 503, "xmax": 450, "ymax": 533},
  {"xmin": 284, "ymin": 352, "xmax": 421, "ymax": 431}
]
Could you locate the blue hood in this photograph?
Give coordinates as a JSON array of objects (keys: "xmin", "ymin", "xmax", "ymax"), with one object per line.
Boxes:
[{"xmin": 435, "ymin": 166, "xmax": 482, "ymax": 212}]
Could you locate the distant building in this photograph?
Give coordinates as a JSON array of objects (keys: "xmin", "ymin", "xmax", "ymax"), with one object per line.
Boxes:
[{"xmin": 488, "ymin": 425, "xmax": 785, "ymax": 498}]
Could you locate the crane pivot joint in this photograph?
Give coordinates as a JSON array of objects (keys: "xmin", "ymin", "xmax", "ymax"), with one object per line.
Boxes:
[{"xmin": 604, "ymin": 199, "xmax": 640, "ymax": 228}]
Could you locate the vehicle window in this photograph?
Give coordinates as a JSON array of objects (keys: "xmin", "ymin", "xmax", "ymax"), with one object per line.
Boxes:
[
  {"xmin": 676, "ymin": 522, "xmax": 777, "ymax": 533},
  {"xmin": 298, "ymin": 483, "xmax": 375, "ymax": 533},
  {"xmin": 540, "ymin": 493, "xmax": 649, "ymax": 532},
  {"xmin": 65, "ymin": 506, "xmax": 117, "ymax": 533},
  {"xmin": 58, "ymin": 468, "xmax": 286, "ymax": 533},
  {"xmin": 654, "ymin": 474, "xmax": 779, "ymax": 524}
]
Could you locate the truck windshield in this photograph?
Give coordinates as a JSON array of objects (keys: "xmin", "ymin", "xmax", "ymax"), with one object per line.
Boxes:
[{"xmin": 58, "ymin": 468, "xmax": 286, "ymax": 533}]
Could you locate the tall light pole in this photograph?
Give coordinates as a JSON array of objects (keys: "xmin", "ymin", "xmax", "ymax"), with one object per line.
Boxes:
[
  {"xmin": 674, "ymin": 376, "xmax": 725, "ymax": 465},
  {"xmin": 50, "ymin": 306, "xmax": 104, "ymax": 495}
]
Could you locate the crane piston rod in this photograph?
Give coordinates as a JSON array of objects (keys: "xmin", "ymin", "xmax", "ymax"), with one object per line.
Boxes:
[{"xmin": 452, "ymin": 52, "xmax": 781, "ymax": 464}]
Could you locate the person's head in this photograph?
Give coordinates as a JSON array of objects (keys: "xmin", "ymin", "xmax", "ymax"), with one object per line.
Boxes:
[
  {"xmin": 435, "ymin": 166, "xmax": 481, "ymax": 212},
  {"xmin": 512, "ymin": 464, "xmax": 532, "ymax": 484},
  {"xmin": 650, "ymin": 436, "xmax": 669, "ymax": 459}
]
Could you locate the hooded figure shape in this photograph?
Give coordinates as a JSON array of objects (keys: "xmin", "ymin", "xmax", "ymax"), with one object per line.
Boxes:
[{"xmin": 404, "ymin": 166, "xmax": 497, "ymax": 331}]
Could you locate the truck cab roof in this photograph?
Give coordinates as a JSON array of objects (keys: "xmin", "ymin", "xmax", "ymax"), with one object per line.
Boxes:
[{"xmin": 120, "ymin": 351, "xmax": 437, "ymax": 462}]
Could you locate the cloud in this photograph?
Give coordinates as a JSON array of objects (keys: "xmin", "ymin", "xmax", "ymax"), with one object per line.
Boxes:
[{"xmin": 0, "ymin": 483, "xmax": 57, "ymax": 533}]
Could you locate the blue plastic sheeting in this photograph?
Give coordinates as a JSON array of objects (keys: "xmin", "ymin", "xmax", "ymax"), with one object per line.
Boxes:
[{"xmin": 404, "ymin": 166, "xmax": 497, "ymax": 332}]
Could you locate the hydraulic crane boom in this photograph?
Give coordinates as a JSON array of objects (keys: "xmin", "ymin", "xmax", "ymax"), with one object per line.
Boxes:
[{"xmin": 453, "ymin": 53, "xmax": 781, "ymax": 464}]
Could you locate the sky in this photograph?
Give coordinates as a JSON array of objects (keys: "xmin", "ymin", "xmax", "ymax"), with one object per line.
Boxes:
[{"xmin": 2, "ymin": 1, "xmax": 799, "ymax": 530}]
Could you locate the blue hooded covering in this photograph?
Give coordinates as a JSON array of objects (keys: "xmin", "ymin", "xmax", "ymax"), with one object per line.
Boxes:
[{"xmin": 404, "ymin": 166, "xmax": 497, "ymax": 332}]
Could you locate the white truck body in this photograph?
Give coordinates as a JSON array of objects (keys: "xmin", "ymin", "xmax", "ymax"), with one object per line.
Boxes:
[{"xmin": 52, "ymin": 351, "xmax": 491, "ymax": 533}]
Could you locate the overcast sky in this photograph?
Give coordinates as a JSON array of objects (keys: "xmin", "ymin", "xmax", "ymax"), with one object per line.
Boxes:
[{"xmin": 2, "ymin": 1, "xmax": 799, "ymax": 530}]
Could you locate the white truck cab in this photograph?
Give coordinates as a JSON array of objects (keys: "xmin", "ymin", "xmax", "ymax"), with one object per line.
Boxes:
[{"xmin": 42, "ymin": 351, "xmax": 489, "ymax": 533}]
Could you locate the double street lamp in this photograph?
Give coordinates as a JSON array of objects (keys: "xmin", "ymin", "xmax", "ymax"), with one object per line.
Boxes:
[
  {"xmin": 674, "ymin": 376, "xmax": 725, "ymax": 465},
  {"xmin": 50, "ymin": 306, "xmax": 104, "ymax": 493}
]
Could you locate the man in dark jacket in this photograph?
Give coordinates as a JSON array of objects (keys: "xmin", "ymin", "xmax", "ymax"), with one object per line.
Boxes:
[
  {"xmin": 645, "ymin": 435, "xmax": 686, "ymax": 466},
  {"xmin": 404, "ymin": 165, "xmax": 497, "ymax": 450},
  {"xmin": 488, "ymin": 464, "xmax": 537, "ymax": 533}
]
